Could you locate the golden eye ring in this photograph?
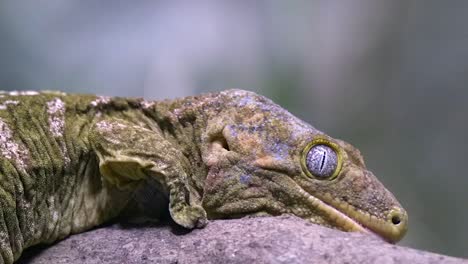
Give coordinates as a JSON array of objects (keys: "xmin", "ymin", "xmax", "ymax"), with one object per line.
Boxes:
[{"xmin": 301, "ymin": 136, "xmax": 344, "ymax": 180}]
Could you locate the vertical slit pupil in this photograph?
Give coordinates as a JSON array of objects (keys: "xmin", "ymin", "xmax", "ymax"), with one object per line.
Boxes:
[{"xmin": 320, "ymin": 150, "xmax": 326, "ymax": 171}]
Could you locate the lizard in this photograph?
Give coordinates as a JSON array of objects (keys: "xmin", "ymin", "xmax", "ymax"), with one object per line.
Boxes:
[{"xmin": 0, "ymin": 89, "xmax": 408, "ymax": 263}]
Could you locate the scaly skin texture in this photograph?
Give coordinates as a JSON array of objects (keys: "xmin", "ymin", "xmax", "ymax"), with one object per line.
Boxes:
[{"xmin": 0, "ymin": 89, "xmax": 408, "ymax": 263}]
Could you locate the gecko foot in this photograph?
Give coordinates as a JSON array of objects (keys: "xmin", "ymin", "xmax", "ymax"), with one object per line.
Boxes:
[{"xmin": 170, "ymin": 204, "xmax": 208, "ymax": 229}]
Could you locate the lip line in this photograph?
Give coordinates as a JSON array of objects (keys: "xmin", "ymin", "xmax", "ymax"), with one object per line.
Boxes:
[
  {"xmin": 298, "ymin": 187, "xmax": 368, "ymax": 233},
  {"xmin": 319, "ymin": 196, "xmax": 380, "ymax": 234}
]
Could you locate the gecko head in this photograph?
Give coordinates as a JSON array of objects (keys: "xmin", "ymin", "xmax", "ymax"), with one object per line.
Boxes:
[{"xmin": 200, "ymin": 90, "xmax": 408, "ymax": 243}]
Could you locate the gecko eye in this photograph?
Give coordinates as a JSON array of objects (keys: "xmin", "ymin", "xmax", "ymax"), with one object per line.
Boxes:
[
  {"xmin": 301, "ymin": 138, "xmax": 343, "ymax": 180},
  {"xmin": 306, "ymin": 145, "xmax": 337, "ymax": 178}
]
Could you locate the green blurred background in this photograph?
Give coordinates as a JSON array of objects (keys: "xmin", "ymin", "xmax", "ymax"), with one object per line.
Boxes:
[{"xmin": 0, "ymin": 1, "xmax": 466, "ymax": 258}]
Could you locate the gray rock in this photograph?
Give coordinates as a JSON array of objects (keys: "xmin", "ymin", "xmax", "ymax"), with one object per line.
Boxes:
[{"xmin": 19, "ymin": 216, "xmax": 467, "ymax": 264}]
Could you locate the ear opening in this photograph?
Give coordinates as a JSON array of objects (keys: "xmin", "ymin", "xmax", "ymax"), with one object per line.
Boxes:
[
  {"xmin": 204, "ymin": 129, "xmax": 231, "ymax": 166},
  {"xmin": 209, "ymin": 128, "xmax": 230, "ymax": 151},
  {"xmin": 213, "ymin": 134, "xmax": 229, "ymax": 151}
]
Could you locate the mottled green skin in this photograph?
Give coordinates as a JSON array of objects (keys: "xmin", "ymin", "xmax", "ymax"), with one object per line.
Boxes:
[{"xmin": 0, "ymin": 90, "xmax": 407, "ymax": 263}]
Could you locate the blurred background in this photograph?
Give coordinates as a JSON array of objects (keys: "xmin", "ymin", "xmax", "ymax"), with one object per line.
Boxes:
[{"xmin": 0, "ymin": 0, "xmax": 467, "ymax": 258}]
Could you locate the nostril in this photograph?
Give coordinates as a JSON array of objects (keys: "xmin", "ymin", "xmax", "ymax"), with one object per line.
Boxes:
[
  {"xmin": 386, "ymin": 208, "xmax": 408, "ymax": 241},
  {"xmin": 391, "ymin": 215, "xmax": 401, "ymax": 225},
  {"xmin": 388, "ymin": 207, "xmax": 408, "ymax": 228}
]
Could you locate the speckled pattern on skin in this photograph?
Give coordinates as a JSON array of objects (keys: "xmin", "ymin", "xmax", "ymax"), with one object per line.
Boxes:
[{"xmin": 0, "ymin": 89, "xmax": 407, "ymax": 264}]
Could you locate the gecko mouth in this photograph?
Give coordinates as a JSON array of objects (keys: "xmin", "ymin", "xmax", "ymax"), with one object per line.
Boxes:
[{"xmin": 297, "ymin": 188, "xmax": 408, "ymax": 243}]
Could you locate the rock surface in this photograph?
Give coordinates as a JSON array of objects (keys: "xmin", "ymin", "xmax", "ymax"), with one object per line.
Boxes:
[{"xmin": 18, "ymin": 216, "xmax": 466, "ymax": 264}]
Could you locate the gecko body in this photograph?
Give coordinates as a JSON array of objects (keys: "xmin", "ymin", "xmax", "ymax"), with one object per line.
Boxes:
[{"xmin": 0, "ymin": 90, "xmax": 407, "ymax": 263}]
